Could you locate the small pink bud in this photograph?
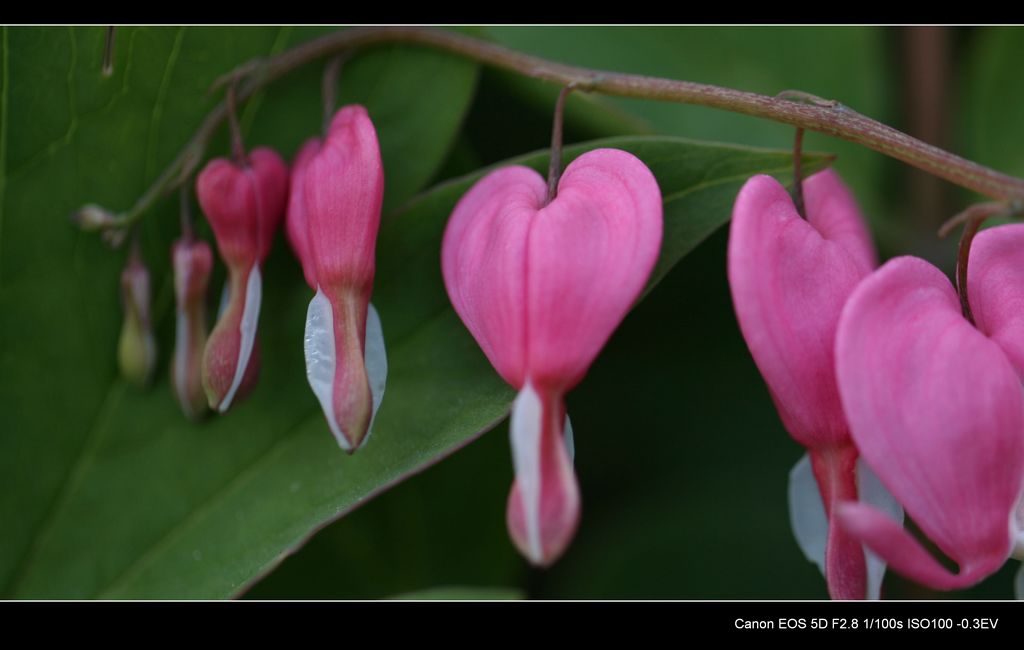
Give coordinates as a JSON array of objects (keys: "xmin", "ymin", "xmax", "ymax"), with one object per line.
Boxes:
[
  {"xmin": 117, "ymin": 251, "xmax": 156, "ymax": 387},
  {"xmin": 835, "ymin": 254, "xmax": 1024, "ymax": 590},
  {"xmin": 197, "ymin": 147, "xmax": 288, "ymax": 412},
  {"xmin": 442, "ymin": 148, "xmax": 663, "ymax": 566},
  {"xmin": 296, "ymin": 106, "xmax": 387, "ymax": 452},
  {"xmin": 171, "ymin": 237, "xmax": 213, "ymax": 420},
  {"xmin": 727, "ymin": 170, "xmax": 884, "ymax": 599}
]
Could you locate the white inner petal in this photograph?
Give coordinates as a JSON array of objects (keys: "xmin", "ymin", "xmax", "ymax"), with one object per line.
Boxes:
[
  {"xmin": 219, "ymin": 265, "xmax": 262, "ymax": 413},
  {"xmin": 173, "ymin": 307, "xmax": 193, "ymax": 419},
  {"xmin": 304, "ymin": 287, "xmax": 348, "ymax": 451},
  {"xmin": 510, "ymin": 381, "xmax": 544, "ymax": 563},
  {"xmin": 563, "ymin": 414, "xmax": 574, "ymax": 464},
  {"xmin": 856, "ymin": 457, "xmax": 904, "ymax": 600},
  {"xmin": 788, "ymin": 453, "xmax": 828, "ymax": 577},
  {"xmin": 1011, "ymin": 494, "xmax": 1024, "ymax": 561},
  {"xmin": 361, "ymin": 302, "xmax": 389, "ymax": 447}
]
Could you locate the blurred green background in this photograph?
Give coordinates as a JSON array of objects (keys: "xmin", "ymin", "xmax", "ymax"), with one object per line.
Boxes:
[{"xmin": 2, "ymin": 26, "xmax": 1022, "ymax": 600}]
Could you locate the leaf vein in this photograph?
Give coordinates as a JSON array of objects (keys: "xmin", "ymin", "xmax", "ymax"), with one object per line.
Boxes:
[{"xmin": 143, "ymin": 27, "xmax": 185, "ymax": 186}]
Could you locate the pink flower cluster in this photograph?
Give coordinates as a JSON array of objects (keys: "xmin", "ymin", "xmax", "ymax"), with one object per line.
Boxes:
[
  {"xmin": 729, "ymin": 170, "xmax": 1024, "ymax": 598},
  {"xmin": 187, "ymin": 104, "xmax": 386, "ymax": 452},
  {"xmin": 184, "ymin": 101, "xmax": 663, "ymax": 566},
  {"xmin": 173, "ymin": 86, "xmax": 1024, "ymax": 590}
]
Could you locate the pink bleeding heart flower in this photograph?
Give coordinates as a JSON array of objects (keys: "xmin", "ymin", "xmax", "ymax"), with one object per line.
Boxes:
[
  {"xmin": 727, "ymin": 169, "xmax": 899, "ymax": 600},
  {"xmin": 835, "ymin": 250, "xmax": 1024, "ymax": 591},
  {"xmin": 290, "ymin": 106, "xmax": 387, "ymax": 452},
  {"xmin": 442, "ymin": 148, "xmax": 663, "ymax": 566},
  {"xmin": 969, "ymin": 225, "xmax": 1024, "ymax": 596},
  {"xmin": 197, "ymin": 147, "xmax": 288, "ymax": 412},
  {"xmin": 170, "ymin": 237, "xmax": 213, "ymax": 420}
]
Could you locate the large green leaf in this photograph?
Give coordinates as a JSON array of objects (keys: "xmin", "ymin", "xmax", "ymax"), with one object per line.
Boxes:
[
  {"xmin": 0, "ymin": 26, "xmax": 828, "ymax": 599},
  {"xmin": 0, "ymin": 25, "xmax": 479, "ymax": 598}
]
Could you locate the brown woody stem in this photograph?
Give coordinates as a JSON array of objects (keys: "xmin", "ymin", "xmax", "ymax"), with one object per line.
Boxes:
[
  {"xmin": 545, "ymin": 85, "xmax": 574, "ymax": 205},
  {"xmin": 99, "ymin": 26, "xmax": 1024, "ymax": 231}
]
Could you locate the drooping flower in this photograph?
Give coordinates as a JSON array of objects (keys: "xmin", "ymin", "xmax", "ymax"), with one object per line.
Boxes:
[
  {"xmin": 117, "ymin": 247, "xmax": 156, "ymax": 388},
  {"xmin": 196, "ymin": 147, "xmax": 288, "ymax": 412},
  {"xmin": 287, "ymin": 106, "xmax": 387, "ymax": 452},
  {"xmin": 170, "ymin": 237, "xmax": 213, "ymax": 420},
  {"xmin": 442, "ymin": 148, "xmax": 663, "ymax": 566},
  {"xmin": 835, "ymin": 232, "xmax": 1024, "ymax": 591},
  {"xmin": 727, "ymin": 169, "xmax": 899, "ymax": 600}
]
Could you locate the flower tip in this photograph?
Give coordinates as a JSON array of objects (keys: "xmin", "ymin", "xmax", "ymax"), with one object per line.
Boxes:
[
  {"xmin": 171, "ymin": 239, "xmax": 214, "ymax": 420},
  {"xmin": 505, "ymin": 383, "xmax": 581, "ymax": 567},
  {"xmin": 506, "ymin": 476, "xmax": 580, "ymax": 568},
  {"xmin": 118, "ymin": 254, "xmax": 156, "ymax": 388},
  {"xmin": 201, "ymin": 266, "xmax": 264, "ymax": 412},
  {"xmin": 118, "ymin": 321, "xmax": 156, "ymax": 388},
  {"xmin": 203, "ymin": 338, "xmax": 261, "ymax": 412},
  {"xmin": 304, "ymin": 293, "xmax": 388, "ymax": 452}
]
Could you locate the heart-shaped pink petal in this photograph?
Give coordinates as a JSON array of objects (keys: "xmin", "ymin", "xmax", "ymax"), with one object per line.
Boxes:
[
  {"xmin": 442, "ymin": 148, "xmax": 662, "ymax": 392},
  {"xmin": 835, "ymin": 255, "xmax": 1024, "ymax": 589},
  {"xmin": 442, "ymin": 148, "xmax": 662, "ymax": 566},
  {"xmin": 305, "ymin": 105, "xmax": 384, "ymax": 295},
  {"xmin": 968, "ymin": 223, "xmax": 1024, "ymax": 378},
  {"xmin": 197, "ymin": 147, "xmax": 288, "ymax": 268},
  {"xmin": 728, "ymin": 170, "xmax": 876, "ymax": 449}
]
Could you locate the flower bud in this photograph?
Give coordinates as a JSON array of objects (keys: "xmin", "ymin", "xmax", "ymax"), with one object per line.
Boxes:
[
  {"xmin": 295, "ymin": 106, "xmax": 387, "ymax": 452},
  {"xmin": 171, "ymin": 237, "xmax": 213, "ymax": 420},
  {"xmin": 442, "ymin": 148, "xmax": 663, "ymax": 566},
  {"xmin": 117, "ymin": 251, "xmax": 156, "ymax": 387},
  {"xmin": 197, "ymin": 147, "xmax": 288, "ymax": 412}
]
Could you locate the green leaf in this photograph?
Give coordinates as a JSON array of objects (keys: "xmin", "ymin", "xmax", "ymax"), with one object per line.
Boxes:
[
  {"xmin": 0, "ymin": 25, "xmax": 479, "ymax": 599},
  {"xmin": 0, "ymin": 26, "xmax": 828, "ymax": 599}
]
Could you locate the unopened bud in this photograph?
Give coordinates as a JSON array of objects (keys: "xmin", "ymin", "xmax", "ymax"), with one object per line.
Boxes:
[
  {"xmin": 295, "ymin": 106, "xmax": 388, "ymax": 452},
  {"xmin": 117, "ymin": 252, "xmax": 156, "ymax": 387},
  {"xmin": 196, "ymin": 147, "xmax": 288, "ymax": 412},
  {"xmin": 171, "ymin": 238, "xmax": 213, "ymax": 420}
]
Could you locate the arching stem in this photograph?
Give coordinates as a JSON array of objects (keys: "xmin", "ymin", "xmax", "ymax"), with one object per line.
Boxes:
[
  {"xmin": 226, "ymin": 83, "xmax": 248, "ymax": 167},
  {"xmin": 82, "ymin": 27, "xmax": 1024, "ymax": 234},
  {"xmin": 545, "ymin": 85, "xmax": 574, "ymax": 206},
  {"xmin": 321, "ymin": 53, "xmax": 349, "ymax": 137}
]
